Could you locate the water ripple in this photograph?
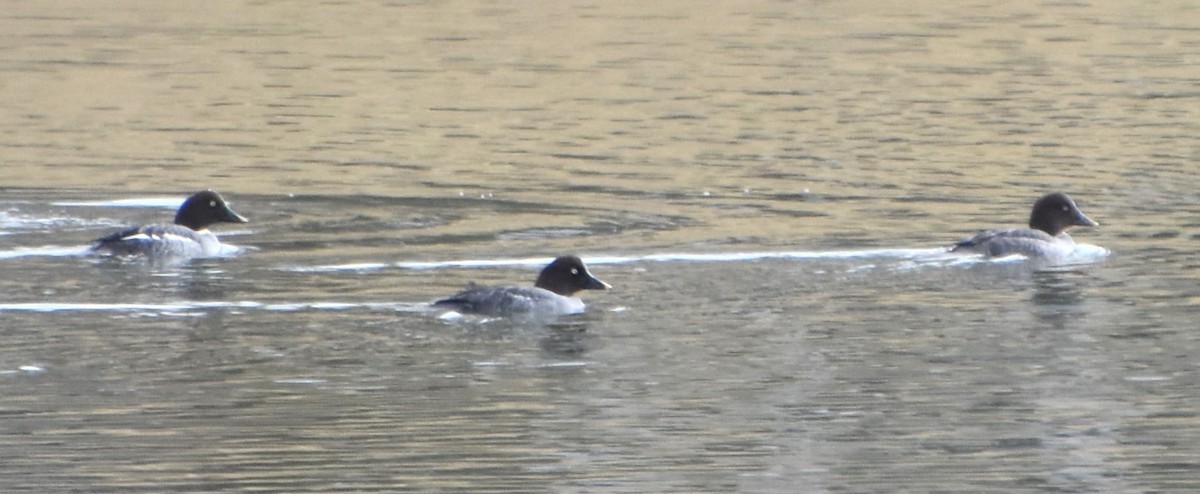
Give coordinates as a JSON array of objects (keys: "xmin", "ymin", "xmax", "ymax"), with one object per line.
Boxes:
[
  {"xmin": 282, "ymin": 245, "xmax": 1108, "ymax": 273},
  {"xmin": 0, "ymin": 301, "xmax": 426, "ymax": 313}
]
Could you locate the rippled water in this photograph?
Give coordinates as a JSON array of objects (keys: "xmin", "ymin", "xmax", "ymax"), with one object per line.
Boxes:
[{"xmin": 3, "ymin": 1, "xmax": 1200, "ymax": 492}]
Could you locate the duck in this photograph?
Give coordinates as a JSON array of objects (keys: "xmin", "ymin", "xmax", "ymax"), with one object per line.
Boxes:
[
  {"xmin": 433, "ymin": 256, "xmax": 611, "ymax": 317},
  {"xmin": 92, "ymin": 190, "xmax": 248, "ymax": 259},
  {"xmin": 951, "ymin": 192, "xmax": 1098, "ymax": 259}
]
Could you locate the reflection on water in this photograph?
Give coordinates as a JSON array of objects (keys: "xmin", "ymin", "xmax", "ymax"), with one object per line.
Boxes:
[
  {"xmin": 1030, "ymin": 270, "xmax": 1090, "ymax": 329},
  {"xmin": 2, "ymin": 0, "xmax": 1200, "ymax": 492}
]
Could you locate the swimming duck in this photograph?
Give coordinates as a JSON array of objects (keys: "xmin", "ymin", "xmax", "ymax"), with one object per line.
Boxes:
[
  {"xmin": 92, "ymin": 190, "xmax": 248, "ymax": 259},
  {"xmin": 952, "ymin": 192, "xmax": 1098, "ymax": 259},
  {"xmin": 433, "ymin": 256, "xmax": 611, "ymax": 317}
]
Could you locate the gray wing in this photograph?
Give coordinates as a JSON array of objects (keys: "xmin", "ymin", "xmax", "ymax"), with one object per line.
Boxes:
[
  {"xmin": 433, "ymin": 285, "xmax": 555, "ymax": 315},
  {"xmin": 93, "ymin": 224, "xmax": 206, "ymax": 257},
  {"xmin": 952, "ymin": 228, "xmax": 1060, "ymax": 257}
]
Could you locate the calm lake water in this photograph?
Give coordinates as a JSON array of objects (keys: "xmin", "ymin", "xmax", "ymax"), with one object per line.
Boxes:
[{"xmin": 3, "ymin": 1, "xmax": 1200, "ymax": 492}]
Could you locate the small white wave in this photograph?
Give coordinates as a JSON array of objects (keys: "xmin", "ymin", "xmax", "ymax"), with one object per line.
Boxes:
[
  {"xmin": 539, "ymin": 361, "xmax": 590, "ymax": 369},
  {"xmin": 1124, "ymin": 375, "xmax": 1170, "ymax": 382},
  {"xmin": 283, "ymin": 245, "xmax": 1106, "ymax": 274},
  {"xmin": 274, "ymin": 378, "xmax": 327, "ymax": 385},
  {"xmin": 283, "ymin": 248, "xmax": 958, "ymax": 273},
  {"xmin": 944, "ymin": 242, "xmax": 1109, "ymax": 268},
  {"xmin": 0, "ymin": 244, "xmax": 250, "ymax": 262},
  {"xmin": 1070, "ymin": 243, "xmax": 1110, "ymax": 261},
  {"xmin": 396, "ymin": 257, "xmax": 557, "ymax": 270},
  {"xmin": 0, "ymin": 211, "xmax": 106, "ymax": 230},
  {"xmin": 0, "ymin": 245, "xmax": 92, "ymax": 260},
  {"xmin": 284, "ymin": 262, "xmax": 391, "ymax": 273},
  {"xmin": 0, "ymin": 365, "xmax": 47, "ymax": 377},
  {"xmin": 260, "ymin": 301, "xmax": 388, "ymax": 311},
  {"xmin": 0, "ymin": 301, "xmax": 255, "ymax": 312},
  {"xmin": 213, "ymin": 243, "xmax": 247, "ymax": 257},
  {"xmin": 595, "ymin": 248, "xmax": 954, "ymax": 265},
  {"xmin": 53, "ymin": 197, "xmax": 185, "ymax": 209},
  {"xmin": 390, "ymin": 248, "xmax": 955, "ymax": 271},
  {"xmin": 0, "ymin": 300, "xmax": 427, "ymax": 313}
]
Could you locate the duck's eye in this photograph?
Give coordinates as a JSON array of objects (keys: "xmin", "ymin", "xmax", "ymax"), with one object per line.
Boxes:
[
  {"xmin": 210, "ymin": 200, "xmax": 218, "ymax": 208},
  {"xmin": 571, "ymin": 268, "xmax": 579, "ymax": 275},
  {"xmin": 1061, "ymin": 205, "xmax": 1069, "ymax": 212}
]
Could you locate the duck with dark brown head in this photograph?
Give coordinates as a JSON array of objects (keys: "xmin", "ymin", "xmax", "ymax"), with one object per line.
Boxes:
[
  {"xmin": 92, "ymin": 190, "xmax": 248, "ymax": 259},
  {"xmin": 952, "ymin": 192, "xmax": 1098, "ymax": 260},
  {"xmin": 433, "ymin": 256, "xmax": 611, "ymax": 318}
]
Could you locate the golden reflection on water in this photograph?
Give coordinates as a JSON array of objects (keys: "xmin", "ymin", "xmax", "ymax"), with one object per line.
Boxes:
[
  {"xmin": 1, "ymin": 1, "xmax": 1199, "ymax": 491},
  {"xmin": 8, "ymin": 0, "xmax": 1191, "ymax": 269},
  {"xmin": 5, "ymin": 1, "xmax": 1191, "ymax": 210}
]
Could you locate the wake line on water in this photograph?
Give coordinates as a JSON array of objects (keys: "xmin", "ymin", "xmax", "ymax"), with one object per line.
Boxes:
[
  {"xmin": 287, "ymin": 243, "xmax": 1109, "ymax": 273},
  {"xmin": 0, "ymin": 242, "xmax": 249, "ymax": 260},
  {"xmin": 0, "ymin": 301, "xmax": 427, "ymax": 313},
  {"xmin": 288, "ymin": 247, "xmax": 961, "ymax": 273},
  {"xmin": 0, "ymin": 246, "xmax": 93, "ymax": 260},
  {"xmin": 54, "ymin": 198, "xmax": 185, "ymax": 209},
  {"xmin": 2, "ymin": 246, "xmax": 954, "ymax": 266}
]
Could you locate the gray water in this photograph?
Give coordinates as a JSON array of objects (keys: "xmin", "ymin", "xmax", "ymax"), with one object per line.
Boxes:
[{"xmin": 2, "ymin": 1, "xmax": 1200, "ymax": 492}]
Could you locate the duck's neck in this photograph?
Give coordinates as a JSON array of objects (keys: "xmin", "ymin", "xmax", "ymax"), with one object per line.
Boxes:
[{"xmin": 1029, "ymin": 215, "xmax": 1065, "ymax": 236}]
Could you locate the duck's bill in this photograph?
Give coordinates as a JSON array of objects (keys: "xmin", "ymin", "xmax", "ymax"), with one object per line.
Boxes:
[
  {"xmin": 1074, "ymin": 211, "xmax": 1098, "ymax": 227},
  {"xmin": 222, "ymin": 207, "xmax": 250, "ymax": 223},
  {"xmin": 584, "ymin": 276, "xmax": 612, "ymax": 290}
]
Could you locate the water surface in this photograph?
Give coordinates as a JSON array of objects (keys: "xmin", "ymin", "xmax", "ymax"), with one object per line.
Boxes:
[{"xmin": 2, "ymin": 1, "xmax": 1199, "ymax": 492}]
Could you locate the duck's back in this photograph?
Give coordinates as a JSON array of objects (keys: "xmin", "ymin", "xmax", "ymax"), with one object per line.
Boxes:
[
  {"xmin": 93, "ymin": 224, "xmax": 218, "ymax": 258},
  {"xmin": 433, "ymin": 285, "xmax": 584, "ymax": 316},
  {"xmin": 953, "ymin": 228, "xmax": 1072, "ymax": 258}
]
